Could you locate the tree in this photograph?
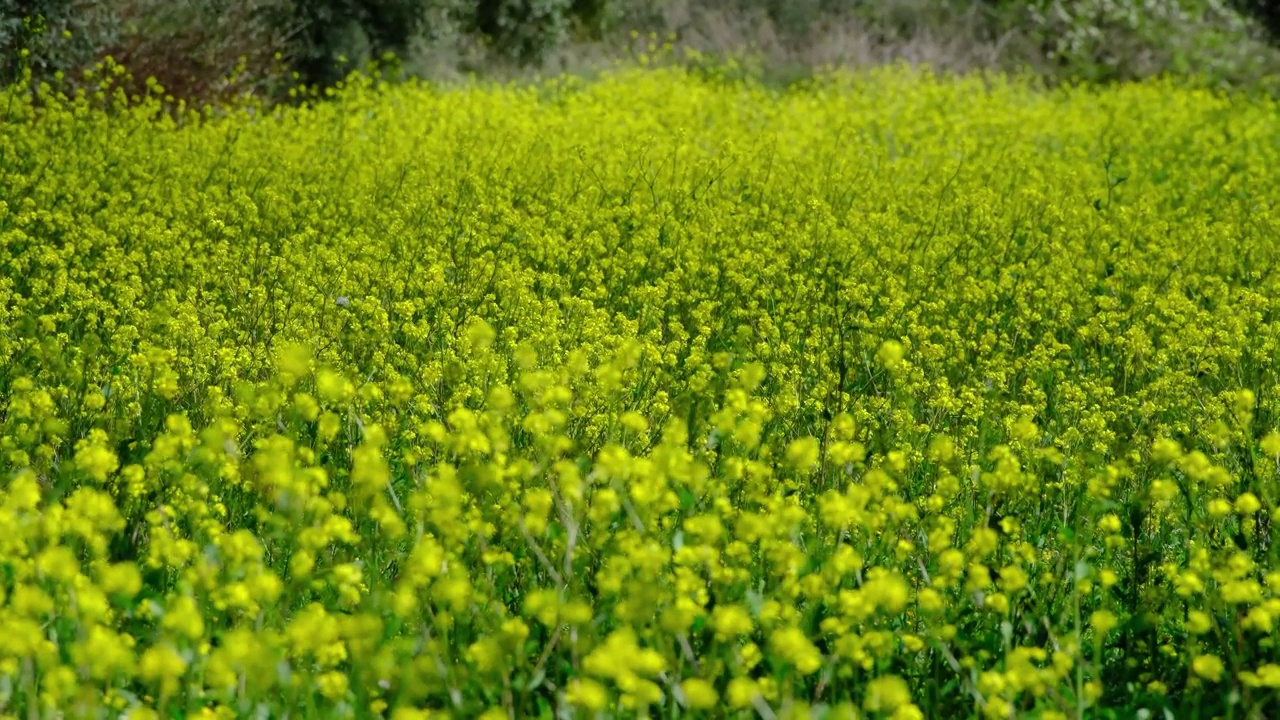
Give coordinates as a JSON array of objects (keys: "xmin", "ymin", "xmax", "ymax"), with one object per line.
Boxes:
[{"xmin": 292, "ymin": 0, "xmax": 429, "ymax": 88}]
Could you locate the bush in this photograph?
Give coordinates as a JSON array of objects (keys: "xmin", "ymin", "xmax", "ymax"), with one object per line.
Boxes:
[
  {"xmin": 290, "ymin": 0, "xmax": 441, "ymax": 88},
  {"xmin": 288, "ymin": 0, "xmax": 624, "ymax": 86},
  {"xmin": 0, "ymin": 0, "xmax": 115, "ymax": 85},
  {"xmin": 987, "ymin": 0, "xmax": 1276, "ymax": 84},
  {"xmin": 1, "ymin": 0, "xmax": 292, "ymax": 104},
  {"xmin": 5, "ymin": 0, "xmax": 1280, "ymax": 101},
  {"xmin": 1233, "ymin": 0, "xmax": 1280, "ymax": 41},
  {"xmin": 471, "ymin": 0, "xmax": 576, "ymax": 62}
]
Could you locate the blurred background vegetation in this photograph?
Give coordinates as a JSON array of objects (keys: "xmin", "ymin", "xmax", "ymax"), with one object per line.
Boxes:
[{"xmin": 4, "ymin": 0, "xmax": 1280, "ymax": 103}]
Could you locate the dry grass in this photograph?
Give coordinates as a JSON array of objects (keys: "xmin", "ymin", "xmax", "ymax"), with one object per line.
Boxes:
[
  {"xmin": 672, "ymin": 2, "xmax": 1021, "ymax": 73},
  {"xmin": 13, "ymin": 0, "xmax": 1280, "ymax": 104},
  {"xmin": 401, "ymin": 0, "xmax": 1049, "ymax": 88},
  {"xmin": 397, "ymin": 0, "xmax": 1280, "ymax": 92},
  {"xmin": 100, "ymin": 0, "xmax": 294, "ymax": 103}
]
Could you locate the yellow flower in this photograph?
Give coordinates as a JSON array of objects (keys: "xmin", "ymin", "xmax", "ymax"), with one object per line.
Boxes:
[
  {"xmin": 999, "ymin": 564, "xmax": 1029, "ymax": 593},
  {"xmin": 1192, "ymin": 654, "xmax": 1225, "ymax": 682},
  {"xmin": 1243, "ymin": 604, "xmax": 1275, "ymax": 633},
  {"xmin": 162, "ymin": 595, "xmax": 206, "ymax": 642},
  {"xmin": 74, "ymin": 430, "xmax": 119, "ymax": 482},
  {"xmin": 917, "ymin": 587, "xmax": 944, "ymax": 614},
  {"xmin": 712, "ymin": 604, "xmax": 755, "ymax": 640},
  {"xmin": 1097, "ymin": 514, "xmax": 1122, "ymax": 534},
  {"xmin": 864, "ymin": 674, "xmax": 912, "ymax": 713},
  {"xmin": 99, "ymin": 562, "xmax": 143, "ymax": 597},
  {"xmin": 1236, "ymin": 492, "xmax": 1262, "ymax": 515},
  {"xmin": 275, "ymin": 342, "xmax": 313, "ymax": 385},
  {"xmin": 316, "ymin": 368, "xmax": 354, "ymax": 403},
  {"xmin": 565, "ymin": 678, "xmax": 610, "ymax": 711},
  {"xmin": 72, "ymin": 625, "xmax": 137, "ymax": 680},
  {"xmin": 785, "ymin": 436, "xmax": 821, "ymax": 472},
  {"xmin": 389, "ymin": 709, "xmax": 433, "ymax": 720},
  {"xmin": 984, "ymin": 592, "xmax": 1010, "ymax": 615},
  {"xmin": 1261, "ymin": 431, "xmax": 1280, "ymax": 458},
  {"xmin": 466, "ymin": 638, "xmax": 504, "ymax": 674},
  {"xmin": 9, "ymin": 57, "xmax": 1280, "ymax": 719},
  {"xmin": 864, "ymin": 568, "xmax": 910, "ymax": 614},
  {"xmin": 726, "ymin": 677, "xmax": 760, "ymax": 709},
  {"xmin": 1082, "ymin": 680, "xmax": 1103, "ymax": 702},
  {"xmin": 316, "ymin": 670, "xmax": 350, "ymax": 700},
  {"xmin": 1098, "ymin": 568, "xmax": 1118, "ymax": 588},
  {"xmin": 1208, "ymin": 498, "xmax": 1233, "ymax": 517},
  {"xmin": 891, "ymin": 705, "xmax": 925, "ymax": 720},
  {"xmin": 1090, "ymin": 609, "xmax": 1119, "ymax": 639},
  {"xmin": 1250, "ymin": 664, "xmax": 1280, "ymax": 688},
  {"xmin": 877, "ymin": 340, "xmax": 906, "ymax": 370},
  {"xmin": 139, "ymin": 644, "xmax": 188, "ymax": 697},
  {"xmin": 769, "ymin": 626, "xmax": 823, "ymax": 675},
  {"xmin": 681, "ymin": 678, "xmax": 718, "ymax": 709}
]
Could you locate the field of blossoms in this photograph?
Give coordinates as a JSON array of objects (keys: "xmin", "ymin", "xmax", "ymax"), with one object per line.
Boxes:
[{"xmin": 3, "ymin": 59, "xmax": 1280, "ymax": 719}]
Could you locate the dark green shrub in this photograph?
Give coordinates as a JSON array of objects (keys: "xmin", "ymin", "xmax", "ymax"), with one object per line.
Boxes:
[
  {"xmin": 0, "ymin": 0, "xmax": 117, "ymax": 85},
  {"xmin": 975, "ymin": 0, "xmax": 1277, "ymax": 84},
  {"xmin": 471, "ymin": 0, "xmax": 574, "ymax": 61},
  {"xmin": 291, "ymin": 0, "xmax": 446, "ymax": 88},
  {"xmin": 1233, "ymin": 0, "xmax": 1280, "ymax": 41},
  {"xmin": 7, "ymin": 0, "xmax": 1280, "ymax": 98},
  {"xmin": 1, "ymin": 0, "xmax": 291, "ymax": 104}
]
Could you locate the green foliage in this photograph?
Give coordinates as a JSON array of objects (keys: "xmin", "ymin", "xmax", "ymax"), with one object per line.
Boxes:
[
  {"xmin": 6, "ymin": 0, "xmax": 1280, "ymax": 105},
  {"xmin": 0, "ymin": 0, "xmax": 115, "ymax": 85},
  {"xmin": 994, "ymin": 0, "xmax": 1273, "ymax": 83},
  {"xmin": 0, "ymin": 0, "xmax": 291, "ymax": 103},
  {"xmin": 471, "ymin": 0, "xmax": 576, "ymax": 62},
  {"xmin": 290, "ymin": 0, "xmax": 631, "ymax": 84},
  {"xmin": 291, "ymin": 0, "xmax": 444, "ymax": 88},
  {"xmin": 1232, "ymin": 0, "xmax": 1280, "ymax": 40},
  {"xmin": 699, "ymin": 0, "xmax": 853, "ymax": 36}
]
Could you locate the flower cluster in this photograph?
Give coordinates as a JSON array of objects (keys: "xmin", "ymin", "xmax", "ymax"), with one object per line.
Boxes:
[{"xmin": 2, "ymin": 58, "xmax": 1280, "ymax": 717}]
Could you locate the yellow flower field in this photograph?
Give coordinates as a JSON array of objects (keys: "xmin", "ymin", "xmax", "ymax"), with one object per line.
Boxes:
[{"xmin": 3, "ymin": 59, "xmax": 1280, "ymax": 717}]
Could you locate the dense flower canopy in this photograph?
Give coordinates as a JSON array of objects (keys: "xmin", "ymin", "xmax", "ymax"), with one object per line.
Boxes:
[{"xmin": 2, "ymin": 59, "xmax": 1280, "ymax": 717}]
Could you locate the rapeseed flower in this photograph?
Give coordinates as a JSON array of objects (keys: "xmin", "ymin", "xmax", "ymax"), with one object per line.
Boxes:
[{"xmin": 1, "ymin": 58, "xmax": 1278, "ymax": 718}]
